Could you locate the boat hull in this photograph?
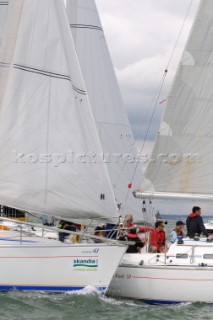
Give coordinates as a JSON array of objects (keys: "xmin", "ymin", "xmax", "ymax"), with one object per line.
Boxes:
[
  {"xmin": 0, "ymin": 236, "xmax": 126, "ymax": 292},
  {"xmin": 109, "ymin": 263, "xmax": 213, "ymax": 304}
]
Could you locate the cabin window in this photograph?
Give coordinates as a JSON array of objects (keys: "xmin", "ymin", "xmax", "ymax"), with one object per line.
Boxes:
[
  {"xmin": 176, "ymin": 254, "xmax": 188, "ymax": 259},
  {"xmin": 203, "ymin": 254, "xmax": 213, "ymax": 259}
]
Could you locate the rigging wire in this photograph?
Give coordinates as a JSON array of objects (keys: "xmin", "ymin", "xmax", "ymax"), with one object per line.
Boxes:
[
  {"xmin": 165, "ymin": 0, "xmax": 195, "ymax": 72},
  {"xmin": 145, "ymin": 0, "xmax": 202, "ymax": 191},
  {"xmin": 120, "ymin": 70, "xmax": 168, "ymax": 214},
  {"xmin": 117, "ymin": 0, "xmax": 195, "ymax": 212}
]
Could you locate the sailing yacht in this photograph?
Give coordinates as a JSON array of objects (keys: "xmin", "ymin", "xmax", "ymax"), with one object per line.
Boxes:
[
  {"xmin": 108, "ymin": 0, "xmax": 213, "ymax": 304},
  {"xmin": 0, "ymin": 0, "xmax": 127, "ymax": 292}
]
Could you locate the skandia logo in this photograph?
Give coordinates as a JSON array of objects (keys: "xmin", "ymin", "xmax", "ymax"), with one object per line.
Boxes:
[{"xmin": 73, "ymin": 259, "xmax": 98, "ymax": 268}]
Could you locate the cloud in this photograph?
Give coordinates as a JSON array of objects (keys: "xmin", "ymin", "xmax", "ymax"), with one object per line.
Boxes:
[
  {"xmin": 96, "ymin": 0, "xmax": 200, "ymax": 141},
  {"xmin": 95, "ymin": 0, "xmax": 213, "ymax": 215},
  {"xmin": 96, "ymin": 0, "xmax": 199, "ymax": 66}
]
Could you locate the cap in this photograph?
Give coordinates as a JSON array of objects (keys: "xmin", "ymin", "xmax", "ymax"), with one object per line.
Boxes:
[{"xmin": 176, "ymin": 220, "xmax": 185, "ymax": 226}]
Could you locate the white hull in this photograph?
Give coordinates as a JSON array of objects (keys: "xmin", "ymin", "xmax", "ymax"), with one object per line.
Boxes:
[
  {"xmin": 108, "ymin": 239, "xmax": 213, "ymax": 304},
  {"xmin": 109, "ymin": 264, "xmax": 213, "ymax": 304},
  {"xmin": 0, "ymin": 230, "xmax": 126, "ymax": 292}
]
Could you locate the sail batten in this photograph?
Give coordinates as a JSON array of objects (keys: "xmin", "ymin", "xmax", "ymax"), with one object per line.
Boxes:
[
  {"xmin": 139, "ymin": 0, "xmax": 213, "ymax": 198},
  {"xmin": 0, "ymin": 0, "xmax": 118, "ymax": 219}
]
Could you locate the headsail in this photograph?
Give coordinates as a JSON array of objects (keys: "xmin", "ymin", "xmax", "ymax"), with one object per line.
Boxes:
[
  {"xmin": 66, "ymin": 0, "xmax": 147, "ymax": 222},
  {"xmin": 0, "ymin": 0, "xmax": 118, "ymax": 219},
  {"xmin": 0, "ymin": 0, "xmax": 8, "ymax": 45},
  {"xmin": 137, "ymin": 0, "xmax": 213, "ymax": 200}
]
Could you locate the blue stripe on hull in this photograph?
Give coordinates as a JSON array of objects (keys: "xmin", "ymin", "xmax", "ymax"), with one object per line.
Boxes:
[
  {"xmin": 0, "ymin": 238, "xmax": 37, "ymax": 243},
  {"xmin": 143, "ymin": 299, "xmax": 183, "ymax": 305},
  {"xmin": 143, "ymin": 299, "xmax": 213, "ymax": 305},
  {"xmin": 0, "ymin": 285, "xmax": 107, "ymax": 292}
]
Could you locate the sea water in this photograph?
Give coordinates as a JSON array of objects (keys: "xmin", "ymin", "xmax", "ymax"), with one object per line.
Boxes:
[
  {"xmin": 1, "ymin": 219, "xmax": 213, "ymax": 320},
  {"xmin": 1, "ymin": 289, "xmax": 213, "ymax": 320}
]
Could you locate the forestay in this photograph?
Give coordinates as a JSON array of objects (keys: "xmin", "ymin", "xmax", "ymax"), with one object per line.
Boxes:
[
  {"xmin": 0, "ymin": 0, "xmax": 118, "ymax": 219},
  {"xmin": 66, "ymin": 0, "xmax": 147, "ymax": 222},
  {"xmin": 138, "ymin": 0, "xmax": 213, "ymax": 200}
]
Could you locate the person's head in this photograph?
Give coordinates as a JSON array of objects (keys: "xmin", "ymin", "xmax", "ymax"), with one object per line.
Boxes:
[
  {"xmin": 176, "ymin": 220, "xmax": 185, "ymax": 230},
  {"xmin": 155, "ymin": 220, "xmax": 164, "ymax": 230},
  {"xmin": 124, "ymin": 214, "xmax": 133, "ymax": 226},
  {"xmin": 94, "ymin": 226, "xmax": 104, "ymax": 237},
  {"xmin": 192, "ymin": 206, "xmax": 201, "ymax": 215}
]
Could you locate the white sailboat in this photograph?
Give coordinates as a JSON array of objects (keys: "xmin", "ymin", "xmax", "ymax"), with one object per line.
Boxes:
[
  {"xmin": 66, "ymin": 0, "xmax": 153, "ymax": 223},
  {"xmin": 0, "ymin": 0, "xmax": 127, "ymax": 292},
  {"xmin": 108, "ymin": 0, "xmax": 213, "ymax": 304}
]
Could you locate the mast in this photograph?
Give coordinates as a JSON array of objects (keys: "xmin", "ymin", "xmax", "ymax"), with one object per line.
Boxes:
[{"xmin": 0, "ymin": 0, "xmax": 118, "ymax": 219}]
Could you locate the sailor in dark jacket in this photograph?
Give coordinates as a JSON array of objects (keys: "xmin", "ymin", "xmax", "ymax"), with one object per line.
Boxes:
[
  {"xmin": 58, "ymin": 220, "xmax": 77, "ymax": 242},
  {"xmin": 186, "ymin": 206, "xmax": 208, "ymax": 238}
]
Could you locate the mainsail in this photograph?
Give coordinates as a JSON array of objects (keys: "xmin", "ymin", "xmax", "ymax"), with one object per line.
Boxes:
[
  {"xmin": 0, "ymin": 0, "xmax": 8, "ymax": 45},
  {"xmin": 0, "ymin": 0, "xmax": 118, "ymax": 219},
  {"xmin": 137, "ymin": 0, "xmax": 213, "ymax": 200},
  {"xmin": 66, "ymin": 0, "xmax": 147, "ymax": 222}
]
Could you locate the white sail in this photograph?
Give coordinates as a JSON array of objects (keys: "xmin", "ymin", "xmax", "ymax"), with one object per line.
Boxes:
[
  {"xmin": 0, "ymin": 0, "xmax": 118, "ymax": 219},
  {"xmin": 66, "ymin": 0, "xmax": 147, "ymax": 222},
  {"xmin": 0, "ymin": 0, "xmax": 8, "ymax": 45},
  {"xmin": 138, "ymin": 0, "xmax": 213, "ymax": 200}
]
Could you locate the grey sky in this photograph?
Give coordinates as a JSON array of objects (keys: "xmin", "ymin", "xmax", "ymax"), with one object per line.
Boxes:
[
  {"xmin": 95, "ymin": 1, "xmax": 213, "ymax": 216},
  {"xmin": 96, "ymin": 0, "xmax": 200, "ymax": 149}
]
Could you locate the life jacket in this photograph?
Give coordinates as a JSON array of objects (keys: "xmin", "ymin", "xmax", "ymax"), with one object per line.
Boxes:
[
  {"xmin": 126, "ymin": 224, "xmax": 151, "ymax": 233},
  {"xmin": 58, "ymin": 220, "xmax": 65, "ymax": 229},
  {"xmin": 126, "ymin": 222, "xmax": 134, "ymax": 229},
  {"xmin": 173, "ymin": 228, "xmax": 184, "ymax": 238}
]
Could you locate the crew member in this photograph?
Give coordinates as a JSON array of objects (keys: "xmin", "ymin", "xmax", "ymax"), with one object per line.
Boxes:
[
  {"xmin": 186, "ymin": 206, "xmax": 208, "ymax": 238},
  {"xmin": 149, "ymin": 221, "xmax": 167, "ymax": 253},
  {"xmin": 123, "ymin": 214, "xmax": 151, "ymax": 233},
  {"xmin": 170, "ymin": 220, "xmax": 185, "ymax": 243},
  {"xmin": 126, "ymin": 228, "xmax": 145, "ymax": 253},
  {"xmin": 58, "ymin": 220, "xmax": 77, "ymax": 242}
]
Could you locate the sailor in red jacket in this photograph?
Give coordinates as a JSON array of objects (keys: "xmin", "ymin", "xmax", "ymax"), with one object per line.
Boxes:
[{"xmin": 149, "ymin": 221, "xmax": 167, "ymax": 253}]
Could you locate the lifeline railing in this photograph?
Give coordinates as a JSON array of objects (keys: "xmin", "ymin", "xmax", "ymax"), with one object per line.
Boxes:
[{"xmin": 0, "ymin": 216, "xmax": 134, "ymax": 246}]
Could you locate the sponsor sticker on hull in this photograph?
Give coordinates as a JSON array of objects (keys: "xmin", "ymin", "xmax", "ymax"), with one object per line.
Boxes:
[{"xmin": 73, "ymin": 258, "xmax": 98, "ymax": 272}]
